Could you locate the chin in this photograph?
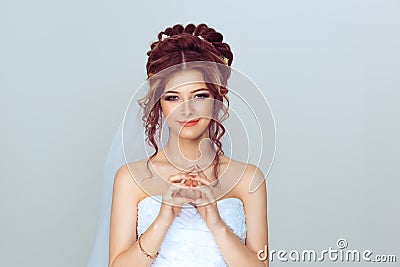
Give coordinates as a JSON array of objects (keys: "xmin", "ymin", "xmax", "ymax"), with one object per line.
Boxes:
[
  {"xmin": 178, "ymin": 131, "xmax": 205, "ymax": 141},
  {"xmin": 176, "ymin": 127, "xmax": 208, "ymax": 140}
]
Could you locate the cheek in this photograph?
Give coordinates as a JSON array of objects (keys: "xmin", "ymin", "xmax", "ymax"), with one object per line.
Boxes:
[
  {"xmin": 160, "ymin": 101, "xmax": 168, "ymax": 115},
  {"xmin": 195, "ymin": 99, "xmax": 214, "ymax": 117},
  {"xmin": 160, "ymin": 102, "xmax": 177, "ymax": 120}
]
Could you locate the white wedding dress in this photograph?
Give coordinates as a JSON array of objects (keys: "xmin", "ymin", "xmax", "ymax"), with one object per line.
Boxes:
[{"xmin": 137, "ymin": 195, "xmax": 247, "ymax": 267}]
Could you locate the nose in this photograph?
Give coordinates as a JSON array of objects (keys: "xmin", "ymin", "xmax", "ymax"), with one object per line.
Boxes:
[{"xmin": 180, "ymin": 99, "xmax": 194, "ymax": 117}]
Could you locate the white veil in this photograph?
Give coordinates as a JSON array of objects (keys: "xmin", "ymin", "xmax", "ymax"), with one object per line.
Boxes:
[{"xmin": 87, "ymin": 61, "xmax": 276, "ymax": 267}]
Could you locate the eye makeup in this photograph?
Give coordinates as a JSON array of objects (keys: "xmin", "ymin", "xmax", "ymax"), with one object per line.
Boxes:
[
  {"xmin": 163, "ymin": 95, "xmax": 179, "ymax": 101},
  {"xmin": 162, "ymin": 89, "xmax": 211, "ymax": 101},
  {"xmin": 193, "ymin": 93, "xmax": 210, "ymax": 99}
]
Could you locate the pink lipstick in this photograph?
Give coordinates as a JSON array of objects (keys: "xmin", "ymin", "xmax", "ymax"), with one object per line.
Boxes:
[{"xmin": 179, "ymin": 119, "xmax": 200, "ymax": 127}]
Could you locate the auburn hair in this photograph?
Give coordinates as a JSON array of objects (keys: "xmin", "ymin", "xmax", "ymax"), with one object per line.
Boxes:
[{"xmin": 138, "ymin": 23, "xmax": 233, "ymax": 179}]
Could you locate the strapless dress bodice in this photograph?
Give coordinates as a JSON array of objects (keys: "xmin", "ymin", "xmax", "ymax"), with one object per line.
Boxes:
[{"xmin": 137, "ymin": 195, "xmax": 247, "ymax": 267}]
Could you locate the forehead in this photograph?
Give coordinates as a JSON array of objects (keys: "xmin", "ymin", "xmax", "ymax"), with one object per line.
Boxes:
[{"xmin": 164, "ymin": 70, "xmax": 206, "ymax": 92}]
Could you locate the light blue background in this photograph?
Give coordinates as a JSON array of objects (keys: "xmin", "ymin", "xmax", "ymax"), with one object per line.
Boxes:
[{"xmin": 1, "ymin": 0, "xmax": 399, "ymax": 266}]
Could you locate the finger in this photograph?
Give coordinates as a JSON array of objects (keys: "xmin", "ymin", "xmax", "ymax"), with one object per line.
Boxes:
[
  {"xmin": 175, "ymin": 188, "xmax": 189, "ymax": 199},
  {"xmin": 187, "ymin": 189, "xmax": 205, "ymax": 204},
  {"xmin": 169, "ymin": 183, "xmax": 189, "ymax": 191},
  {"xmin": 163, "ymin": 183, "xmax": 187, "ymax": 201},
  {"xmin": 165, "ymin": 188, "xmax": 189, "ymax": 204},
  {"xmin": 168, "ymin": 173, "xmax": 188, "ymax": 182},
  {"xmin": 184, "ymin": 170, "xmax": 198, "ymax": 180},
  {"xmin": 184, "ymin": 188, "xmax": 196, "ymax": 200},
  {"xmin": 175, "ymin": 166, "xmax": 196, "ymax": 178},
  {"xmin": 171, "ymin": 188, "xmax": 191, "ymax": 204},
  {"xmin": 168, "ymin": 173, "xmax": 185, "ymax": 181},
  {"xmin": 193, "ymin": 186, "xmax": 216, "ymax": 203},
  {"xmin": 193, "ymin": 185, "xmax": 211, "ymax": 196},
  {"xmin": 192, "ymin": 172, "xmax": 220, "ymax": 188},
  {"xmin": 191, "ymin": 176, "xmax": 211, "ymax": 186},
  {"xmin": 192, "ymin": 191, "xmax": 210, "ymax": 205},
  {"xmin": 193, "ymin": 189, "xmax": 202, "ymax": 200},
  {"xmin": 171, "ymin": 189, "xmax": 182, "ymax": 199}
]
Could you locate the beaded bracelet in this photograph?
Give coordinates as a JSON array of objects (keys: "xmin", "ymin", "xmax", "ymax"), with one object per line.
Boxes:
[{"xmin": 138, "ymin": 234, "xmax": 159, "ymax": 259}]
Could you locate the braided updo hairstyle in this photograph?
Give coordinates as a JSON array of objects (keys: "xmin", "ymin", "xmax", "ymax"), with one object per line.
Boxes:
[{"xmin": 139, "ymin": 23, "xmax": 234, "ymax": 180}]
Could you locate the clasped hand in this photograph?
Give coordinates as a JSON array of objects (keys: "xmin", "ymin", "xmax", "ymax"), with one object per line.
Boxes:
[{"xmin": 159, "ymin": 164, "xmax": 223, "ymax": 229}]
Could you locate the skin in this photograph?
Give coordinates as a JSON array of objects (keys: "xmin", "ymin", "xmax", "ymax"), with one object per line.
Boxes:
[{"xmin": 109, "ymin": 70, "xmax": 269, "ymax": 267}]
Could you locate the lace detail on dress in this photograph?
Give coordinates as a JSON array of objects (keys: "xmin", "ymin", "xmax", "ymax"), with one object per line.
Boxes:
[{"xmin": 137, "ymin": 195, "xmax": 247, "ymax": 267}]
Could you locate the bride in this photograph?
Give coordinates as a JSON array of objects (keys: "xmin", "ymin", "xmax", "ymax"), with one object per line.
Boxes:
[{"xmin": 93, "ymin": 23, "xmax": 269, "ymax": 267}]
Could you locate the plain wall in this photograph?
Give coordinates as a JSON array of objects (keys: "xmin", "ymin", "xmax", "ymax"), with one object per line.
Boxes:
[{"xmin": 1, "ymin": 0, "xmax": 399, "ymax": 266}]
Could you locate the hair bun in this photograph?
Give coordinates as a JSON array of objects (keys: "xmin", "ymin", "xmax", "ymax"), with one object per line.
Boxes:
[{"xmin": 148, "ymin": 23, "xmax": 233, "ymax": 70}]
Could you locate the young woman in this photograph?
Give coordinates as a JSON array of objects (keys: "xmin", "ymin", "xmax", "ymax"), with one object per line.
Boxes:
[{"xmin": 95, "ymin": 23, "xmax": 269, "ymax": 267}]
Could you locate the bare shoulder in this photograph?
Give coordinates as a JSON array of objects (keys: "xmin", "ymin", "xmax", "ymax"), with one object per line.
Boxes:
[
  {"xmin": 221, "ymin": 156, "xmax": 266, "ymax": 201},
  {"xmin": 125, "ymin": 158, "xmax": 150, "ymax": 175},
  {"xmin": 114, "ymin": 160, "xmax": 150, "ymax": 203}
]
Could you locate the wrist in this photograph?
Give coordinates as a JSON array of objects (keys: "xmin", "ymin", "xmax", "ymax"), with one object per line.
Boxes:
[
  {"xmin": 138, "ymin": 233, "xmax": 159, "ymax": 260},
  {"xmin": 208, "ymin": 218, "xmax": 226, "ymax": 234},
  {"xmin": 154, "ymin": 215, "xmax": 172, "ymax": 229}
]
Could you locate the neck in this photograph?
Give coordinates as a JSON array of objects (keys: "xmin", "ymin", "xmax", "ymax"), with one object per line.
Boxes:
[{"xmin": 162, "ymin": 131, "xmax": 216, "ymax": 170}]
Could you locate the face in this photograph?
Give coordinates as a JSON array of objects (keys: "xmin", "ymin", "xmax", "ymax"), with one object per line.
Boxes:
[{"xmin": 160, "ymin": 70, "xmax": 215, "ymax": 140}]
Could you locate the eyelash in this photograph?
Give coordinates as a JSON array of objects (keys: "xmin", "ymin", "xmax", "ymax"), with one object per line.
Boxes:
[{"xmin": 163, "ymin": 93, "xmax": 210, "ymax": 101}]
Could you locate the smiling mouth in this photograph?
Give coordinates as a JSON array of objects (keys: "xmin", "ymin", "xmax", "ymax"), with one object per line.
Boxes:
[{"xmin": 179, "ymin": 119, "xmax": 200, "ymax": 127}]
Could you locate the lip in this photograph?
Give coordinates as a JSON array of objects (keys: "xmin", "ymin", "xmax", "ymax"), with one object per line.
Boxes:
[{"xmin": 179, "ymin": 119, "xmax": 200, "ymax": 127}]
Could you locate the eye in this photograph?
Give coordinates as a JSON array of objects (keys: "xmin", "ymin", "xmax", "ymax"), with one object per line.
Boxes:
[
  {"xmin": 194, "ymin": 93, "xmax": 210, "ymax": 99},
  {"xmin": 163, "ymin": 95, "xmax": 179, "ymax": 101}
]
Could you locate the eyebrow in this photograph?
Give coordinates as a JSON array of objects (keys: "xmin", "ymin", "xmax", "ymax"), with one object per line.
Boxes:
[{"xmin": 163, "ymin": 88, "xmax": 209, "ymax": 94}]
